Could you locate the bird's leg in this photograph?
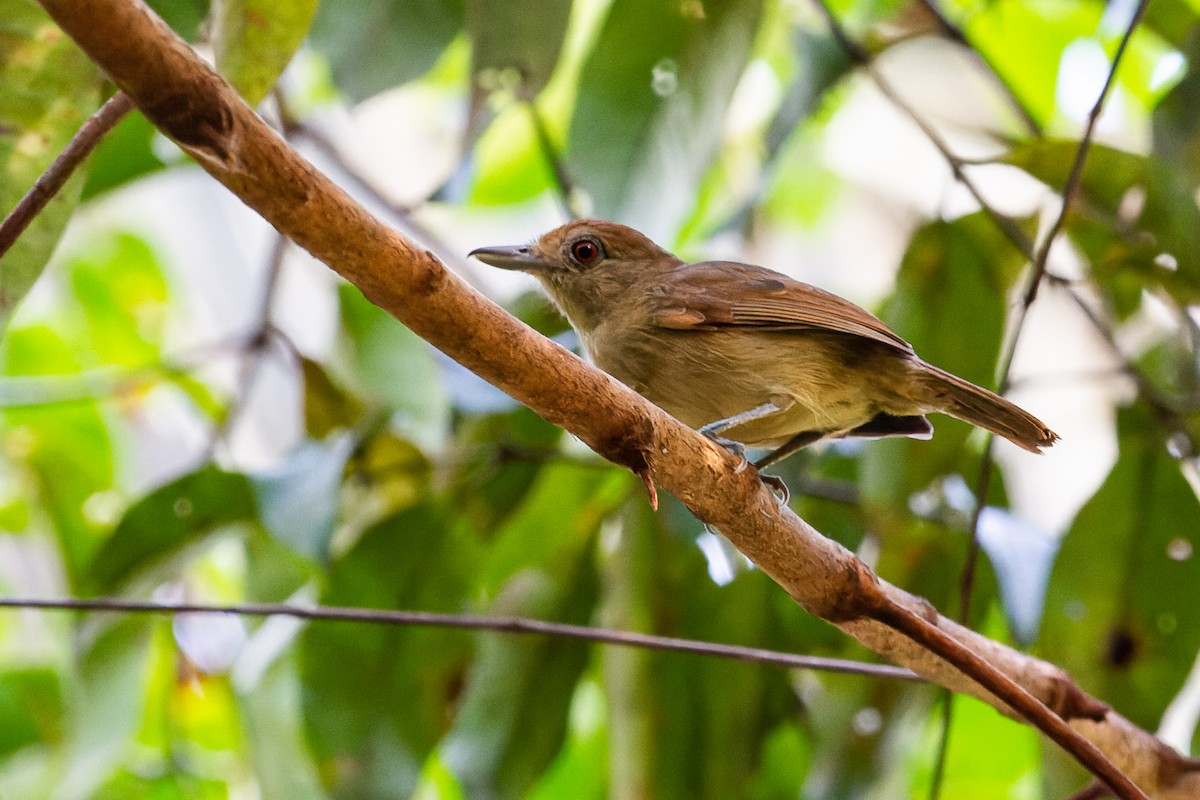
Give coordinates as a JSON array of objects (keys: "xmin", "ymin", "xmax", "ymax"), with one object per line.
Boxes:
[
  {"xmin": 698, "ymin": 401, "xmax": 788, "ymax": 468},
  {"xmin": 753, "ymin": 430, "xmax": 825, "ymax": 470},
  {"xmin": 699, "ymin": 402, "xmax": 794, "ymax": 504}
]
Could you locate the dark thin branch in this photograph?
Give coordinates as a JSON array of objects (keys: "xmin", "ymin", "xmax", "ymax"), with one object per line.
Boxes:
[
  {"xmin": 1022, "ymin": 0, "xmax": 1148, "ymax": 308},
  {"xmin": 0, "ymin": 91, "xmax": 135, "ymax": 258},
  {"xmin": 874, "ymin": 602, "xmax": 1149, "ymax": 800},
  {"xmin": 203, "ymin": 235, "xmax": 291, "ymax": 459},
  {"xmin": 0, "ymin": 596, "xmax": 921, "ymax": 681}
]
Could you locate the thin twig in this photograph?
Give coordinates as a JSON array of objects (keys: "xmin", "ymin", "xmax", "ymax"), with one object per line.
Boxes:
[
  {"xmin": 1021, "ymin": 0, "xmax": 1148, "ymax": 308},
  {"xmin": 0, "ymin": 596, "xmax": 921, "ymax": 681},
  {"xmin": 0, "ymin": 91, "xmax": 135, "ymax": 259},
  {"xmin": 203, "ymin": 235, "xmax": 291, "ymax": 459}
]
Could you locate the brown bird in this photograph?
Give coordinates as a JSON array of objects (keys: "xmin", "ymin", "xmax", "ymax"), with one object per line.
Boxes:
[{"xmin": 470, "ymin": 220, "xmax": 1058, "ymax": 469}]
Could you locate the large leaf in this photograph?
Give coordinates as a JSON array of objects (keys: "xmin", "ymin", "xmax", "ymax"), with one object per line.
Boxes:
[
  {"xmin": 213, "ymin": 0, "xmax": 318, "ymax": 105},
  {"xmin": 0, "ymin": 0, "xmax": 103, "ymax": 330},
  {"xmin": 1007, "ymin": 140, "xmax": 1200, "ymax": 312},
  {"xmin": 250, "ymin": 435, "xmax": 354, "ymax": 562},
  {"xmin": 299, "ymin": 502, "xmax": 480, "ymax": 799},
  {"xmin": 1041, "ymin": 405, "xmax": 1200, "ymax": 731},
  {"xmin": 309, "ymin": 0, "xmax": 464, "ymax": 103},
  {"xmin": 1, "ymin": 325, "xmax": 115, "ymax": 579},
  {"xmin": 568, "ymin": 0, "xmax": 764, "ymax": 240},
  {"xmin": 0, "ymin": 667, "xmax": 63, "ymax": 756},
  {"xmin": 87, "ymin": 466, "xmax": 255, "ymax": 591},
  {"xmin": 337, "ymin": 284, "xmax": 450, "ymax": 452},
  {"xmin": 466, "ymin": 0, "xmax": 568, "ymax": 99}
]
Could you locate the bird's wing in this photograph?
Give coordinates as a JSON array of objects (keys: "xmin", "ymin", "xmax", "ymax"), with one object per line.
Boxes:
[{"xmin": 648, "ymin": 261, "xmax": 913, "ymax": 353}]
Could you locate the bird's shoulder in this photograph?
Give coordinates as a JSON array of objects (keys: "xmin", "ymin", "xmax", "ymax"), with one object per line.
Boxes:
[{"xmin": 645, "ymin": 260, "xmax": 913, "ymax": 353}]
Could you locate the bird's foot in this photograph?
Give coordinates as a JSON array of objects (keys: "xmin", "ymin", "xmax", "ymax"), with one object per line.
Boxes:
[
  {"xmin": 699, "ymin": 429, "xmax": 750, "ymax": 474},
  {"xmin": 760, "ymin": 474, "xmax": 790, "ymax": 505}
]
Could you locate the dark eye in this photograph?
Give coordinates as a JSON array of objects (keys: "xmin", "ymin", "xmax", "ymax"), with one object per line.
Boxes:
[{"xmin": 570, "ymin": 238, "xmax": 603, "ymax": 266}]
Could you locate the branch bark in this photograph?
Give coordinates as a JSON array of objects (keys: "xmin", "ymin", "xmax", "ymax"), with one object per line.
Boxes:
[{"xmin": 33, "ymin": 0, "xmax": 1200, "ymax": 796}]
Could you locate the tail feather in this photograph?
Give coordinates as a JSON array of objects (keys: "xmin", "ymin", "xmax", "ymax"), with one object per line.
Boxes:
[{"xmin": 919, "ymin": 365, "xmax": 1058, "ymax": 453}]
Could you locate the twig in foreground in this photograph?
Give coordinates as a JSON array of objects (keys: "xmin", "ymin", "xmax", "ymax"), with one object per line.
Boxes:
[{"xmin": 0, "ymin": 596, "xmax": 921, "ymax": 681}]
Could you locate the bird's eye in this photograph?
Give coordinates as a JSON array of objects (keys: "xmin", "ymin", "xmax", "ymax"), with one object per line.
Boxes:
[{"xmin": 569, "ymin": 238, "xmax": 603, "ymax": 266}]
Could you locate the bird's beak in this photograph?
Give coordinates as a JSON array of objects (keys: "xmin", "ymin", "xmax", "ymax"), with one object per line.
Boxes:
[{"xmin": 468, "ymin": 244, "xmax": 553, "ymax": 273}]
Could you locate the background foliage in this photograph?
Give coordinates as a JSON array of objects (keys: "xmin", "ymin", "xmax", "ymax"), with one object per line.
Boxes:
[{"xmin": 2, "ymin": 0, "xmax": 1200, "ymax": 797}]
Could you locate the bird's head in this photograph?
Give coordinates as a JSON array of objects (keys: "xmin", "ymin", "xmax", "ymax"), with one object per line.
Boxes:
[{"xmin": 470, "ymin": 220, "xmax": 682, "ymax": 330}]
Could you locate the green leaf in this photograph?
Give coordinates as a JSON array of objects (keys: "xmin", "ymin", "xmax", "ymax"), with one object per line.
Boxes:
[
  {"xmin": 213, "ymin": 0, "xmax": 319, "ymax": 105},
  {"xmin": 0, "ymin": 0, "xmax": 103, "ymax": 330},
  {"xmin": 301, "ymin": 356, "xmax": 364, "ymax": 438},
  {"xmin": 1041, "ymin": 405, "xmax": 1200, "ymax": 730},
  {"xmin": 338, "ymin": 284, "xmax": 450, "ymax": 451},
  {"xmin": 145, "ymin": 0, "xmax": 211, "ymax": 40},
  {"xmin": 237, "ymin": 653, "xmax": 327, "ymax": 800},
  {"xmin": 0, "ymin": 667, "xmax": 63, "ymax": 756},
  {"xmin": 568, "ymin": 0, "xmax": 765, "ymax": 240},
  {"xmin": 56, "ymin": 617, "xmax": 156, "ymax": 799},
  {"xmin": 965, "ymin": 0, "xmax": 1103, "ymax": 127},
  {"xmin": 467, "ymin": 0, "xmax": 569, "ymax": 99},
  {"xmin": 1, "ymin": 325, "xmax": 115, "ymax": 578},
  {"xmin": 300, "ymin": 502, "xmax": 480, "ymax": 799},
  {"xmin": 250, "ymin": 435, "xmax": 354, "ymax": 562},
  {"xmin": 441, "ymin": 566, "xmax": 597, "ymax": 799},
  {"xmin": 309, "ymin": 0, "xmax": 464, "ymax": 103},
  {"xmin": 87, "ymin": 466, "xmax": 254, "ymax": 591},
  {"xmin": 1007, "ymin": 140, "xmax": 1200, "ymax": 310},
  {"xmin": 67, "ymin": 232, "xmax": 170, "ymax": 367}
]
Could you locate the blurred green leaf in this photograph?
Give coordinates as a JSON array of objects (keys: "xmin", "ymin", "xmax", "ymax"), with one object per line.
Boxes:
[
  {"xmin": 1041, "ymin": 405, "xmax": 1200, "ymax": 731},
  {"xmin": 441, "ymin": 566, "xmax": 597, "ymax": 799},
  {"xmin": 309, "ymin": 0, "xmax": 464, "ymax": 103},
  {"xmin": 568, "ymin": 0, "xmax": 764, "ymax": 240},
  {"xmin": 300, "ymin": 502, "xmax": 480, "ymax": 799},
  {"xmin": 213, "ymin": 0, "xmax": 319, "ymax": 105},
  {"xmin": 1008, "ymin": 140, "xmax": 1200, "ymax": 311},
  {"xmin": 57, "ymin": 617, "xmax": 155, "ymax": 799},
  {"xmin": 1154, "ymin": 26, "xmax": 1200, "ymax": 185},
  {"xmin": 911, "ymin": 694, "xmax": 1039, "ymax": 799},
  {"xmin": 338, "ymin": 285, "xmax": 450, "ymax": 451},
  {"xmin": 145, "ymin": 0, "xmax": 210, "ymax": 40},
  {"xmin": 0, "ymin": 667, "xmax": 63, "ymax": 756},
  {"xmin": 1, "ymin": 325, "xmax": 114, "ymax": 577},
  {"xmin": 301, "ymin": 356, "xmax": 364, "ymax": 438},
  {"xmin": 965, "ymin": 0, "xmax": 1102, "ymax": 127},
  {"xmin": 250, "ymin": 435, "xmax": 354, "ymax": 562},
  {"xmin": 0, "ymin": 0, "xmax": 103, "ymax": 330},
  {"xmin": 88, "ymin": 466, "xmax": 254, "ymax": 591},
  {"xmin": 67, "ymin": 232, "xmax": 169, "ymax": 367},
  {"xmin": 238, "ymin": 654, "xmax": 327, "ymax": 800},
  {"xmin": 467, "ymin": 0, "xmax": 569, "ymax": 99}
]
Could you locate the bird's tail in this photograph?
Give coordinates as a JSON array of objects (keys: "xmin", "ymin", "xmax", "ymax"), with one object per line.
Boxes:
[{"xmin": 919, "ymin": 364, "xmax": 1058, "ymax": 453}]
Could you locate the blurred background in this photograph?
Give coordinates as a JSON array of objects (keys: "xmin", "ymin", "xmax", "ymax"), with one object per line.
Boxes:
[{"xmin": 3, "ymin": 0, "xmax": 1200, "ymax": 796}]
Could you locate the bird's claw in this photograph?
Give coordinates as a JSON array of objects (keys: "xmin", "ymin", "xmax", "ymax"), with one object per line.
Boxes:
[
  {"xmin": 701, "ymin": 430, "xmax": 749, "ymax": 473},
  {"xmin": 760, "ymin": 474, "xmax": 790, "ymax": 505}
]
